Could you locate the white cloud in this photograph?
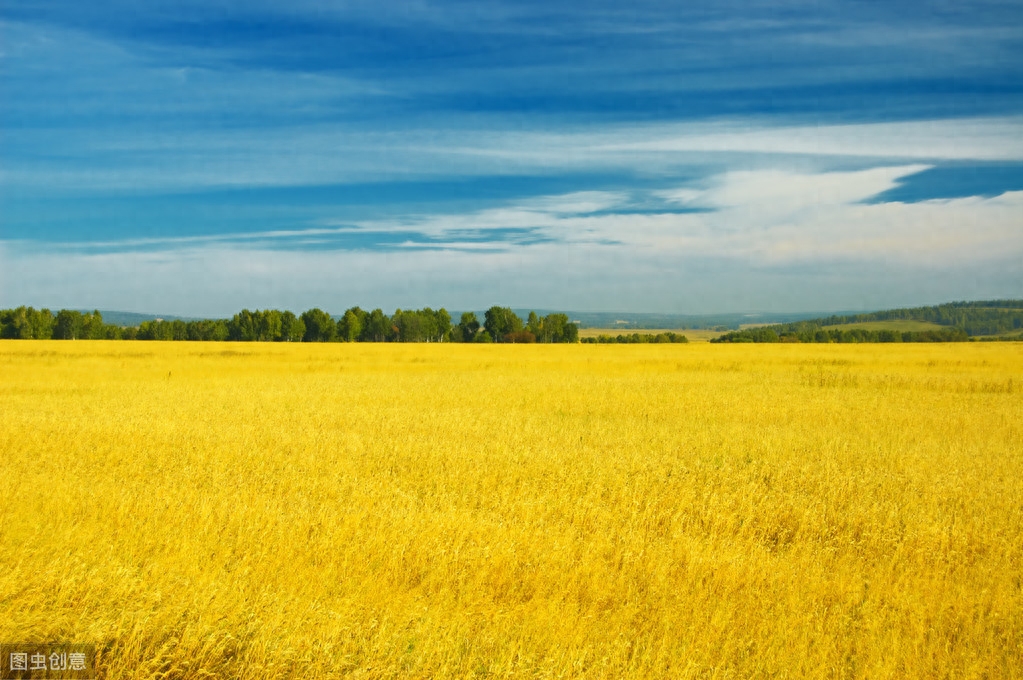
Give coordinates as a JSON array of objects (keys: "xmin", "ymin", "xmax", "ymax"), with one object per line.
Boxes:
[
  {"xmin": 641, "ymin": 118, "xmax": 1023, "ymax": 161},
  {"xmin": 5, "ymin": 110, "xmax": 1023, "ymax": 191},
  {"xmin": 516, "ymin": 191, "xmax": 628, "ymax": 214},
  {"xmin": 699, "ymin": 165, "xmax": 930, "ymax": 211},
  {"xmin": 4, "ymin": 167, "xmax": 1022, "ymax": 315},
  {"xmin": 436, "ymin": 117, "xmax": 1023, "ymax": 173},
  {"xmin": 320, "ymin": 166, "xmax": 1023, "ymax": 265},
  {"xmin": 595, "ymin": 167, "xmax": 1023, "ymax": 264},
  {"xmin": 654, "ymin": 188, "xmax": 704, "ymax": 206}
]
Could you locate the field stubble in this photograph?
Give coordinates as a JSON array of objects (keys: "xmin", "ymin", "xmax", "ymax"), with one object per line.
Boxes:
[{"xmin": 1, "ymin": 341, "xmax": 1021, "ymax": 678}]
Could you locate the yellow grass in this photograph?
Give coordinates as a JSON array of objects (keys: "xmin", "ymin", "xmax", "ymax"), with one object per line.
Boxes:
[
  {"xmin": 1, "ymin": 341, "xmax": 1021, "ymax": 679},
  {"xmin": 671, "ymin": 328, "xmax": 723, "ymax": 342}
]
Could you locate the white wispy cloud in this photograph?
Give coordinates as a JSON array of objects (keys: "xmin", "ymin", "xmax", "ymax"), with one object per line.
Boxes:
[
  {"xmin": 692, "ymin": 165, "xmax": 933, "ymax": 216},
  {"xmin": 617, "ymin": 119, "xmax": 1023, "ymax": 161},
  {"xmin": 5, "ymin": 165, "xmax": 1021, "ymax": 314},
  {"xmin": 4, "ymin": 15, "xmax": 1022, "ymax": 194},
  {"xmin": 8, "ymin": 116, "xmax": 1020, "ymax": 192},
  {"xmin": 445, "ymin": 118, "xmax": 1023, "ymax": 167},
  {"xmin": 12, "ymin": 165, "xmax": 1019, "ymax": 262}
]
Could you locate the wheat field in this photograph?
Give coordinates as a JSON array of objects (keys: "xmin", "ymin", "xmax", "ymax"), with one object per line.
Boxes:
[{"xmin": 1, "ymin": 341, "xmax": 1021, "ymax": 678}]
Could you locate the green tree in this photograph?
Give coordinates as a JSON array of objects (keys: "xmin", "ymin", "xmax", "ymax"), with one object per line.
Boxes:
[
  {"xmin": 434, "ymin": 308, "xmax": 452, "ymax": 342},
  {"xmin": 137, "ymin": 320, "xmax": 157, "ymax": 340},
  {"xmin": 53, "ymin": 310, "xmax": 84, "ymax": 340},
  {"xmin": 31, "ymin": 308, "xmax": 56, "ymax": 339},
  {"xmin": 484, "ymin": 306, "xmax": 523, "ymax": 343},
  {"xmin": 170, "ymin": 319, "xmax": 188, "ymax": 341},
  {"xmin": 457, "ymin": 311, "xmax": 480, "ymax": 342},
  {"xmin": 526, "ymin": 311, "xmax": 543, "ymax": 339},
  {"xmin": 139, "ymin": 319, "xmax": 175, "ymax": 341},
  {"xmin": 186, "ymin": 319, "xmax": 229, "ymax": 341},
  {"xmin": 228, "ymin": 309, "xmax": 256, "ymax": 341},
  {"xmin": 0, "ymin": 306, "xmax": 33, "ymax": 338},
  {"xmin": 361, "ymin": 309, "xmax": 393, "ymax": 342},
  {"xmin": 281, "ymin": 311, "xmax": 305, "ymax": 342},
  {"xmin": 81, "ymin": 310, "xmax": 105, "ymax": 339},
  {"xmin": 101, "ymin": 324, "xmax": 123, "ymax": 340},
  {"xmin": 259, "ymin": 309, "xmax": 284, "ymax": 341},
  {"xmin": 504, "ymin": 330, "xmax": 536, "ymax": 343},
  {"xmin": 393, "ymin": 308, "xmax": 426, "ymax": 342},
  {"xmin": 538, "ymin": 313, "xmax": 578, "ymax": 343},
  {"xmin": 301, "ymin": 308, "xmax": 336, "ymax": 342},
  {"xmin": 339, "ymin": 307, "xmax": 365, "ymax": 342}
]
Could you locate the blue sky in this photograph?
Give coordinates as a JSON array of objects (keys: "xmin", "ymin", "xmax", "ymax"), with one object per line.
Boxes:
[{"xmin": 1, "ymin": 0, "xmax": 1022, "ymax": 315}]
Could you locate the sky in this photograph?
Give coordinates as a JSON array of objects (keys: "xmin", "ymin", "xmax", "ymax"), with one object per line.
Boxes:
[{"xmin": 1, "ymin": 0, "xmax": 1022, "ymax": 316}]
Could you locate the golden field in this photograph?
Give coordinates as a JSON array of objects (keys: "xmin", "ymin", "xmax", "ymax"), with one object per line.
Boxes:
[{"xmin": 1, "ymin": 341, "xmax": 1021, "ymax": 679}]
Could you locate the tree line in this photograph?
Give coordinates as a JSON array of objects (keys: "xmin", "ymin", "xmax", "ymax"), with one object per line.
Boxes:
[
  {"xmin": 711, "ymin": 326, "xmax": 970, "ymax": 343},
  {"xmin": 0, "ymin": 306, "xmax": 580, "ymax": 343},
  {"xmin": 794, "ymin": 300, "xmax": 1023, "ymax": 337},
  {"xmin": 581, "ymin": 332, "xmax": 689, "ymax": 344},
  {"xmin": 709, "ymin": 299, "xmax": 1023, "ymax": 343}
]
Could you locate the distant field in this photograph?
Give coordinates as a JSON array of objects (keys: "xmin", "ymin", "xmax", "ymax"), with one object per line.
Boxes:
[
  {"xmin": 673, "ymin": 328, "xmax": 724, "ymax": 342},
  {"xmin": 2, "ymin": 342, "xmax": 1021, "ymax": 678},
  {"xmin": 579, "ymin": 327, "xmax": 724, "ymax": 341},
  {"xmin": 822, "ymin": 319, "xmax": 947, "ymax": 332}
]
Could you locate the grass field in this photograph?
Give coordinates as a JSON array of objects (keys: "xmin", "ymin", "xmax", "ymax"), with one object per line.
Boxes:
[{"xmin": 1, "ymin": 341, "xmax": 1021, "ymax": 678}]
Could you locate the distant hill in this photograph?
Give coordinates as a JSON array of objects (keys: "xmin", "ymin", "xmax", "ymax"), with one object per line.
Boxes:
[
  {"xmin": 490, "ymin": 309, "xmax": 832, "ymax": 330},
  {"xmin": 76, "ymin": 301, "xmax": 1023, "ymax": 338},
  {"xmin": 788, "ymin": 300, "xmax": 1023, "ymax": 336},
  {"xmin": 84, "ymin": 310, "xmax": 199, "ymax": 327},
  {"xmin": 712, "ymin": 300, "xmax": 1023, "ymax": 342},
  {"xmin": 84, "ymin": 308, "xmax": 825, "ymax": 330}
]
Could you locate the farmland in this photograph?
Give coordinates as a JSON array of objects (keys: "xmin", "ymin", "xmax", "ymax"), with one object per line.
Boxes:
[{"xmin": 1, "ymin": 341, "xmax": 1021, "ymax": 678}]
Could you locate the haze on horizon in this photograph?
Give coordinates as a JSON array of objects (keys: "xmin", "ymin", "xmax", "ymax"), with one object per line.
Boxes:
[{"xmin": 1, "ymin": 1, "xmax": 1022, "ymax": 317}]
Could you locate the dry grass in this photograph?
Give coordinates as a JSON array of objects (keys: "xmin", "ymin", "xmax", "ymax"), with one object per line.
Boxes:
[
  {"xmin": 1, "ymin": 341, "xmax": 1021, "ymax": 679},
  {"xmin": 671, "ymin": 329, "xmax": 723, "ymax": 342}
]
